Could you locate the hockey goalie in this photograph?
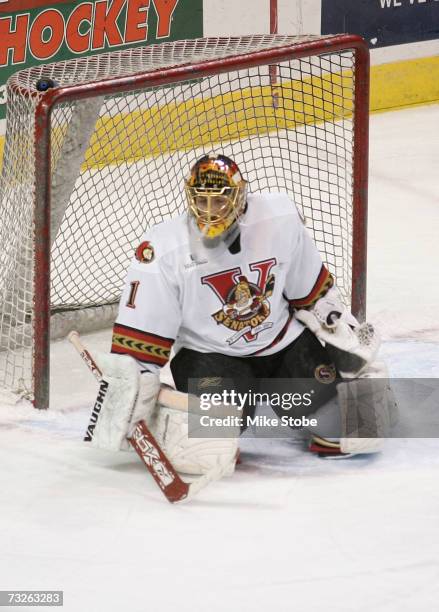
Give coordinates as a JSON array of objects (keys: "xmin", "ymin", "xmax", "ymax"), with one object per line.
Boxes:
[{"xmin": 89, "ymin": 153, "xmax": 396, "ymax": 490}]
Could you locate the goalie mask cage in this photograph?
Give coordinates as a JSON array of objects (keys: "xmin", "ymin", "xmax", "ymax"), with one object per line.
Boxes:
[{"xmin": 0, "ymin": 34, "xmax": 369, "ymax": 409}]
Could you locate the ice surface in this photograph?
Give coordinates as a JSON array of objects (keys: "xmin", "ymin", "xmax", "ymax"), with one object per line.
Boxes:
[
  {"xmin": 367, "ymin": 104, "xmax": 439, "ymax": 343},
  {"xmin": 0, "ymin": 105, "xmax": 438, "ymax": 611}
]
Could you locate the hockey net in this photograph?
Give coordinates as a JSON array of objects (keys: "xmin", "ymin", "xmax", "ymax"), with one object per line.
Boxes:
[{"xmin": 0, "ymin": 34, "xmax": 369, "ymax": 407}]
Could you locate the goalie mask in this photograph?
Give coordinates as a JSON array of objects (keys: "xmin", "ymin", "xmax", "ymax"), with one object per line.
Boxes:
[{"xmin": 185, "ymin": 154, "xmax": 247, "ymax": 239}]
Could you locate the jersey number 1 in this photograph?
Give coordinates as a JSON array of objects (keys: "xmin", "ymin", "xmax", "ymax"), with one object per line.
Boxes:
[{"xmin": 126, "ymin": 281, "xmax": 140, "ymax": 309}]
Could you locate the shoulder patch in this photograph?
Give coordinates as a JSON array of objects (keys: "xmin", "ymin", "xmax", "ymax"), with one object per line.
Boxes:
[
  {"xmin": 314, "ymin": 364, "xmax": 337, "ymax": 384},
  {"xmin": 135, "ymin": 241, "xmax": 155, "ymax": 263}
]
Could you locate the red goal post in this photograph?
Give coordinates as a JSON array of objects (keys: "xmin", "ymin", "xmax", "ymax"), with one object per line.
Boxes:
[{"xmin": 0, "ymin": 34, "xmax": 369, "ymax": 409}]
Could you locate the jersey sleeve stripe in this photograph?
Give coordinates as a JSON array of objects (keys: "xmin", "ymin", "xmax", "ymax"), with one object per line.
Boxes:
[
  {"xmin": 111, "ymin": 324, "xmax": 174, "ymax": 366},
  {"xmin": 286, "ymin": 265, "xmax": 334, "ymax": 309},
  {"xmin": 111, "ymin": 345, "xmax": 169, "ymax": 366},
  {"xmin": 112, "ymin": 323, "xmax": 174, "ymax": 347}
]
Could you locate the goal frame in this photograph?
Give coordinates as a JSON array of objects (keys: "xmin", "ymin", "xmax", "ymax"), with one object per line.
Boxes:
[{"xmin": 26, "ymin": 33, "xmax": 369, "ymax": 409}]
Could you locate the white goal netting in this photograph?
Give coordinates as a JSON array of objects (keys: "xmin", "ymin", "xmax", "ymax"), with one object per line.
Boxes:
[{"xmin": 0, "ymin": 34, "xmax": 366, "ymax": 403}]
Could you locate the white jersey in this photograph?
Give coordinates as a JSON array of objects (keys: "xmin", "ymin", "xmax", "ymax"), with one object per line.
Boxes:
[{"xmin": 111, "ymin": 193, "xmax": 333, "ymax": 371}]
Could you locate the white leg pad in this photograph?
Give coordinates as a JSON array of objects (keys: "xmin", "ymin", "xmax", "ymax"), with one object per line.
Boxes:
[
  {"xmin": 338, "ymin": 362, "xmax": 398, "ymax": 455},
  {"xmin": 150, "ymin": 406, "xmax": 238, "ymax": 477}
]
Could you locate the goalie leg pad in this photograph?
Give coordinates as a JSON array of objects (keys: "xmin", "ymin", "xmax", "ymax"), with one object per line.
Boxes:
[
  {"xmin": 306, "ymin": 362, "xmax": 398, "ymax": 456},
  {"xmin": 150, "ymin": 405, "xmax": 238, "ymax": 477},
  {"xmin": 338, "ymin": 361, "xmax": 398, "ymax": 455}
]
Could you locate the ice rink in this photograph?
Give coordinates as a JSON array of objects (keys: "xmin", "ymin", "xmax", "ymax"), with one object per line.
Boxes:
[{"xmin": 0, "ymin": 104, "xmax": 438, "ymax": 611}]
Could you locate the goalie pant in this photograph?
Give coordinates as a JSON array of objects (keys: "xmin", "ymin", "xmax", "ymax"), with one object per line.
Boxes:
[{"xmin": 170, "ymin": 329, "xmax": 395, "ymax": 453}]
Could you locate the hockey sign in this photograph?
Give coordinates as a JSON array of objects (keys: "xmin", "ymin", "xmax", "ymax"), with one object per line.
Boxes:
[{"xmin": 0, "ymin": 0, "xmax": 203, "ymax": 120}]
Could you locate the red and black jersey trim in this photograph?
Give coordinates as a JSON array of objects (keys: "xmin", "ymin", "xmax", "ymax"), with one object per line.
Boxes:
[
  {"xmin": 286, "ymin": 265, "xmax": 334, "ymax": 310},
  {"xmin": 111, "ymin": 323, "xmax": 174, "ymax": 367}
]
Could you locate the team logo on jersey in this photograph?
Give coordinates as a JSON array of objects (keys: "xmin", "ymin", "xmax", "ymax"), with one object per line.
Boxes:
[
  {"xmin": 314, "ymin": 364, "xmax": 337, "ymax": 384},
  {"xmin": 135, "ymin": 241, "xmax": 155, "ymax": 263},
  {"xmin": 201, "ymin": 259, "xmax": 276, "ymax": 345}
]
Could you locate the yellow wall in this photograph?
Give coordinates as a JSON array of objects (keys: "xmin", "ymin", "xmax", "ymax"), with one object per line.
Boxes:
[
  {"xmin": 370, "ymin": 55, "xmax": 439, "ymax": 111},
  {"xmin": 0, "ymin": 54, "xmax": 437, "ymax": 167}
]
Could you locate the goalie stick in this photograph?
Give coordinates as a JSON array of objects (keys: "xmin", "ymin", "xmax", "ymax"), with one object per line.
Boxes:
[{"xmin": 68, "ymin": 331, "xmax": 224, "ymax": 503}]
